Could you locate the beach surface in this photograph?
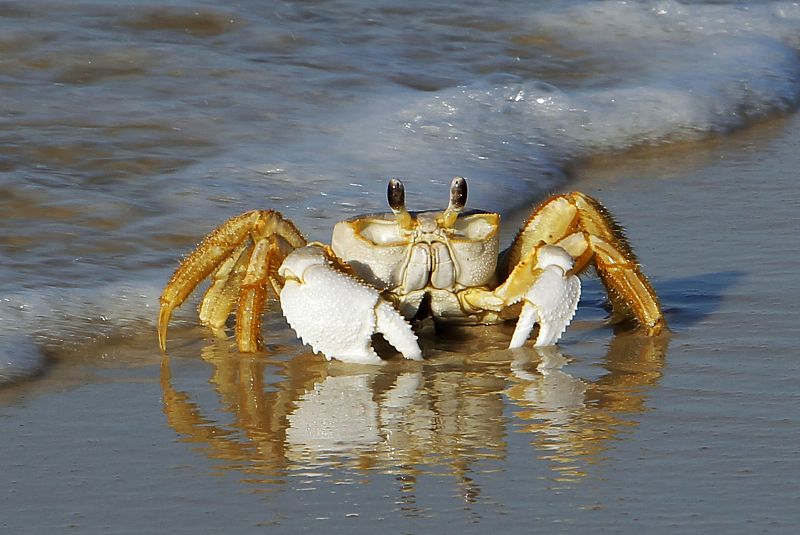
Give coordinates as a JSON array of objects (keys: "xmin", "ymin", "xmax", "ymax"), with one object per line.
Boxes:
[
  {"xmin": 1, "ymin": 1, "xmax": 799, "ymax": 533},
  {"xmin": 2, "ymin": 112, "xmax": 798, "ymax": 533}
]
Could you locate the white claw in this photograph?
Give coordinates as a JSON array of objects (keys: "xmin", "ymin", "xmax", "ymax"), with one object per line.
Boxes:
[
  {"xmin": 509, "ymin": 245, "xmax": 581, "ymax": 349},
  {"xmin": 375, "ymin": 301, "xmax": 423, "ymax": 360},
  {"xmin": 278, "ymin": 245, "xmax": 422, "ymax": 364}
]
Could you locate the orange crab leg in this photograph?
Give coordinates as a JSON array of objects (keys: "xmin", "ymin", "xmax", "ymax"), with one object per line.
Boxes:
[
  {"xmin": 234, "ymin": 230, "xmax": 302, "ymax": 352},
  {"xmin": 235, "ymin": 239, "xmax": 274, "ymax": 352},
  {"xmin": 570, "ymin": 193, "xmax": 664, "ymax": 335},
  {"xmin": 198, "ymin": 241, "xmax": 252, "ymax": 337},
  {"xmin": 158, "ymin": 210, "xmax": 305, "ymax": 352},
  {"xmin": 587, "ymin": 234, "xmax": 664, "ymax": 334},
  {"xmin": 504, "ymin": 192, "xmax": 665, "ymax": 335}
]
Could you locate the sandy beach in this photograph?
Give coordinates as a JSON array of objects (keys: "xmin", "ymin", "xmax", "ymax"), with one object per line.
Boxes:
[{"xmin": 2, "ymin": 111, "xmax": 798, "ymax": 533}]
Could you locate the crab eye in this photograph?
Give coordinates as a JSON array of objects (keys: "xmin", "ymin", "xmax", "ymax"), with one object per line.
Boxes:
[
  {"xmin": 387, "ymin": 178, "xmax": 405, "ymax": 211},
  {"xmin": 440, "ymin": 176, "xmax": 468, "ymax": 228},
  {"xmin": 387, "ymin": 178, "xmax": 413, "ymax": 230},
  {"xmin": 449, "ymin": 176, "xmax": 467, "ymax": 210}
]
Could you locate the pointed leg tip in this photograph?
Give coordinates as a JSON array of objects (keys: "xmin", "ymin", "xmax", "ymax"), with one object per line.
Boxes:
[
  {"xmin": 645, "ymin": 318, "xmax": 667, "ymax": 336},
  {"xmin": 157, "ymin": 303, "xmax": 175, "ymax": 352},
  {"xmin": 157, "ymin": 324, "xmax": 169, "ymax": 353}
]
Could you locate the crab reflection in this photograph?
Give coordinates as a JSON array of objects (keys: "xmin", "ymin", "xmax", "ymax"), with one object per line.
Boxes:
[
  {"xmin": 160, "ymin": 332, "xmax": 667, "ymax": 494},
  {"xmin": 506, "ymin": 336, "xmax": 667, "ymax": 481}
]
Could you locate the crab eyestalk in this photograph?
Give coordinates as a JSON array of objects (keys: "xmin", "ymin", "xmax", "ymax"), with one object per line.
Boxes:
[
  {"xmin": 440, "ymin": 176, "xmax": 467, "ymax": 228},
  {"xmin": 387, "ymin": 178, "xmax": 414, "ymax": 230}
]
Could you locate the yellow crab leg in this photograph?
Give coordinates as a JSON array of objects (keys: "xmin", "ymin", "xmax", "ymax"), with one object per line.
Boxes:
[
  {"xmin": 159, "ymin": 211, "xmax": 264, "ymax": 351},
  {"xmin": 158, "ymin": 210, "xmax": 306, "ymax": 352},
  {"xmin": 198, "ymin": 241, "xmax": 252, "ymax": 337},
  {"xmin": 235, "ymin": 239, "xmax": 274, "ymax": 352},
  {"xmin": 504, "ymin": 192, "xmax": 665, "ymax": 335},
  {"xmin": 587, "ymin": 234, "xmax": 663, "ymax": 334},
  {"xmin": 235, "ymin": 231, "xmax": 304, "ymax": 353},
  {"xmin": 503, "ymin": 196, "xmax": 580, "ymax": 270},
  {"xmin": 570, "ymin": 193, "xmax": 664, "ymax": 335}
]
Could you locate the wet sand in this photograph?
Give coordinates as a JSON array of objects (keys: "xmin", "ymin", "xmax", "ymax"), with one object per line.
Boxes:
[{"xmin": 1, "ymin": 115, "xmax": 799, "ymax": 533}]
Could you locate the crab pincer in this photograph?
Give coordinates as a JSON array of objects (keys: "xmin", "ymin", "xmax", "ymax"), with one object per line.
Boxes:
[
  {"xmin": 508, "ymin": 245, "xmax": 581, "ymax": 348},
  {"xmin": 277, "ymin": 244, "xmax": 423, "ymax": 364}
]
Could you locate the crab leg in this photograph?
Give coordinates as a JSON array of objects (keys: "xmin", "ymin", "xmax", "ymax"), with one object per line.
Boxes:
[
  {"xmin": 198, "ymin": 241, "xmax": 251, "ymax": 337},
  {"xmin": 234, "ymin": 232, "xmax": 303, "ymax": 352},
  {"xmin": 504, "ymin": 192, "xmax": 665, "ymax": 335},
  {"xmin": 158, "ymin": 210, "xmax": 305, "ymax": 352},
  {"xmin": 235, "ymin": 239, "xmax": 275, "ymax": 353}
]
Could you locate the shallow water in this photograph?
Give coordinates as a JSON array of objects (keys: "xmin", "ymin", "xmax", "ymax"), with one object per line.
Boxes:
[{"xmin": 1, "ymin": 1, "xmax": 799, "ymax": 533}]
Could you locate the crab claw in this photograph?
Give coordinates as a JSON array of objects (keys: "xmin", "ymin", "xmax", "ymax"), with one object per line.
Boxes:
[
  {"xmin": 278, "ymin": 244, "xmax": 423, "ymax": 364},
  {"xmin": 509, "ymin": 245, "xmax": 581, "ymax": 348}
]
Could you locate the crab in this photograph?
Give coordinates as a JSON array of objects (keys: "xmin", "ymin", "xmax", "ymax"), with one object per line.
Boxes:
[{"xmin": 158, "ymin": 177, "xmax": 665, "ymax": 363}]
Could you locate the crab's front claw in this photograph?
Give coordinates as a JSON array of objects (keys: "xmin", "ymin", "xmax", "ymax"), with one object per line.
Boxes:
[
  {"xmin": 509, "ymin": 245, "xmax": 581, "ymax": 348},
  {"xmin": 278, "ymin": 244, "xmax": 422, "ymax": 364}
]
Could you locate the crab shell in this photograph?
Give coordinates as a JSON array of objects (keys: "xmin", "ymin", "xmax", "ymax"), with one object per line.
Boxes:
[{"xmin": 331, "ymin": 210, "xmax": 500, "ymax": 320}]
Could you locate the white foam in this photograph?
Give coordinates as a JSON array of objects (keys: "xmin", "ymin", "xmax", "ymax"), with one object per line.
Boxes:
[
  {"xmin": 0, "ymin": 278, "xmax": 163, "ymax": 375},
  {"xmin": 391, "ymin": 11, "xmax": 800, "ymax": 172},
  {"xmin": 255, "ymin": 1, "xmax": 800, "ymax": 217}
]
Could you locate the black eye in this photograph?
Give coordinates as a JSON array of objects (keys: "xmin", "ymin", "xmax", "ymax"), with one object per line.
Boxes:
[
  {"xmin": 388, "ymin": 178, "xmax": 405, "ymax": 211},
  {"xmin": 449, "ymin": 176, "xmax": 467, "ymax": 210}
]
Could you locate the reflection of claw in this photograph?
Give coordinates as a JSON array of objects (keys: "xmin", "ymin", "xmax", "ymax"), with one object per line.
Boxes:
[
  {"xmin": 286, "ymin": 371, "xmax": 423, "ymax": 454},
  {"xmin": 535, "ymin": 346, "xmax": 570, "ymax": 373},
  {"xmin": 278, "ymin": 245, "xmax": 422, "ymax": 364},
  {"xmin": 287, "ymin": 374, "xmax": 380, "ymax": 451},
  {"xmin": 510, "ymin": 347, "xmax": 586, "ymax": 410},
  {"xmin": 509, "ymin": 246, "xmax": 581, "ymax": 348}
]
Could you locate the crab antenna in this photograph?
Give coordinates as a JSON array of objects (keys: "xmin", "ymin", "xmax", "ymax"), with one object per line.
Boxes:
[
  {"xmin": 441, "ymin": 176, "xmax": 467, "ymax": 227},
  {"xmin": 388, "ymin": 178, "xmax": 413, "ymax": 230}
]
